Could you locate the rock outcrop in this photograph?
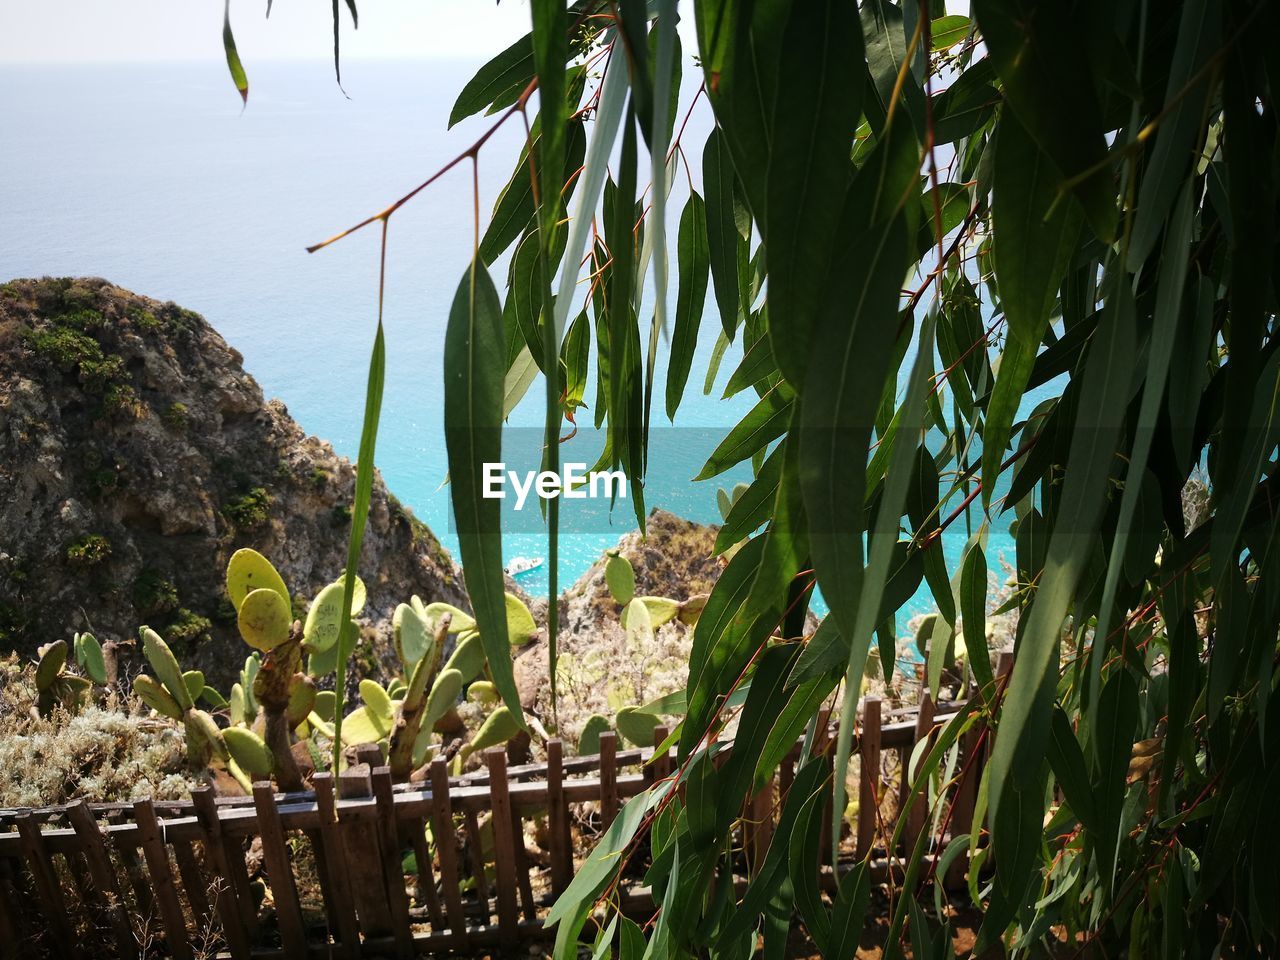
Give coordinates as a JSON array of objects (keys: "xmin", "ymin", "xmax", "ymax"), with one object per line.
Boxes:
[{"xmin": 0, "ymin": 277, "xmax": 467, "ymax": 688}]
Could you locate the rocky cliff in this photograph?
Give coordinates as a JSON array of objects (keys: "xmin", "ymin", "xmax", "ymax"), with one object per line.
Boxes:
[{"xmin": 0, "ymin": 277, "xmax": 468, "ymax": 688}]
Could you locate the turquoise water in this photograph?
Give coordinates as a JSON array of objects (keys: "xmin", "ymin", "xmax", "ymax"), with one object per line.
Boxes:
[{"xmin": 0, "ymin": 60, "xmax": 1018, "ymax": 623}]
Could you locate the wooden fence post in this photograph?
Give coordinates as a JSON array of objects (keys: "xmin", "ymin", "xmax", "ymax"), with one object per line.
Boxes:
[
  {"xmin": 429, "ymin": 757, "xmax": 468, "ymax": 950},
  {"xmin": 191, "ymin": 786, "xmax": 257, "ymax": 953},
  {"xmin": 312, "ymin": 773, "xmax": 361, "ymax": 958},
  {"xmin": 251, "ymin": 783, "xmax": 307, "ymax": 960},
  {"xmin": 341, "ymin": 755, "xmax": 393, "ymax": 937},
  {"xmin": 66, "ymin": 800, "xmax": 135, "ymax": 959},
  {"xmin": 600, "ymin": 731, "xmax": 619, "ymax": 827},
  {"xmin": 945, "ymin": 725, "xmax": 981, "ymax": 889},
  {"xmin": 905, "ymin": 692, "xmax": 937, "ymax": 857},
  {"xmin": 485, "ymin": 748, "xmax": 520, "ymax": 949},
  {"xmin": 547, "ymin": 739, "xmax": 571, "ymax": 897},
  {"xmin": 14, "ymin": 812, "xmax": 79, "ymax": 959},
  {"xmin": 133, "ymin": 799, "xmax": 193, "ymax": 960},
  {"xmin": 172, "ymin": 839, "xmax": 211, "ymax": 933},
  {"xmin": 856, "ymin": 697, "xmax": 882, "ymax": 861},
  {"xmin": 371, "ymin": 767, "xmax": 415, "ymax": 959},
  {"xmin": 0, "ymin": 858, "xmax": 24, "ymax": 960},
  {"xmin": 651, "ymin": 724, "xmax": 672, "ymax": 783}
]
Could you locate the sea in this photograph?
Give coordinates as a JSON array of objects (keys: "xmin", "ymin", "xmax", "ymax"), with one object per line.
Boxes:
[{"xmin": 0, "ymin": 59, "xmax": 1020, "ymax": 630}]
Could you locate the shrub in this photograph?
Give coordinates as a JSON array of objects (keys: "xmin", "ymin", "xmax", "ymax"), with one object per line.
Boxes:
[
  {"xmin": 166, "ymin": 607, "xmax": 212, "ymax": 645},
  {"xmin": 65, "ymin": 534, "xmax": 111, "ymax": 567},
  {"xmin": 133, "ymin": 568, "xmax": 179, "ymax": 616},
  {"xmin": 222, "ymin": 487, "xmax": 272, "ymax": 529},
  {"xmin": 78, "ymin": 355, "xmax": 126, "ymax": 394},
  {"xmin": 25, "ymin": 326, "xmax": 101, "ymax": 370},
  {"xmin": 101, "ymin": 382, "xmax": 142, "ymax": 418},
  {"xmin": 88, "ymin": 465, "xmax": 119, "ymax": 497},
  {"xmin": 127, "ymin": 305, "xmax": 161, "ymax": 330},
  {"xmin": 163, "ymin": 401, "xmax": 190, "ymax": 430},
  {"xmin": 0, "ymin": 657, "xmax": 189, "ymax": 807}
]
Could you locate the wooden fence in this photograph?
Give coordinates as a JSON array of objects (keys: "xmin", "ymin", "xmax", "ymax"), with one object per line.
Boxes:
[{"xmin": 0, "ymin": 677, "xmax": 1005, "ymax": 960}]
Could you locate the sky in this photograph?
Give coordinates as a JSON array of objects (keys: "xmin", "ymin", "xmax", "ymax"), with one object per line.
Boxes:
[
  {"xmin": 0, "ymin": 0, "xmax": 534, "ymax": 64},
  {"xmin": 1, "ymin": 1, "xmax": 971, "ymax": 65}
]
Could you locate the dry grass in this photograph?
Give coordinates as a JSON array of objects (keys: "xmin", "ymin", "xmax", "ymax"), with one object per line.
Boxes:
[{"xmin": 0, "ymin": 654, "xmax": 193, "ymax": 807}]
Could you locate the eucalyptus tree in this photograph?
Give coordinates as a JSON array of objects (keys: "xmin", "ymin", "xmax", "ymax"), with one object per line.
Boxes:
[{"xmin": 225, "ymin": 0, "xmax": 1280, "ymax": 954}]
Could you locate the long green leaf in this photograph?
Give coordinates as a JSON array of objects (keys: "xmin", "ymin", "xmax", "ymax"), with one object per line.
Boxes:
[
  {"xmin": 222, "ymin": 0, "xmax": 248, "ymax": 105},
  {"xmin": 987, "ymin": 273, "xmax": 1135, "ymax": 842},
  {"xmin": 444, "ymin": 264, "xmax": 523, "ymax": 724},
  {"xmin": 694, "ymin": 386, "xmax": 792, "ymax": 481},
  {"xmin": 703, "ymin": 127, "xmax": 741, "ymax": 339},
  {"xmin": 764, "ymin": 0, "xmax": 861, "ymax": 388},
  {"xmin": 666, "ymin": 192, "xmax": 710, "ymax": 419},
  {"xmin": 982, "ymin": 111, "xmax": 1083, "ymax": 508},
  {"xmin": 1087, "ymin": 179, "xmax": 1195, "ymax": 719},
  {"xmin": 331, "ymin": 319, "xmax": 385, "ymax": 772}
]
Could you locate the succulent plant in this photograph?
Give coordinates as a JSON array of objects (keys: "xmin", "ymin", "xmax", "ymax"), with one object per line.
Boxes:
[
  {"xmin": 72, "ymin": 632, "xmax": 107, "ymax": 685},
  {"xmin": 614, "ymin": 706, "xmax": 661, "ymax": 748},
  {"xmin": 34, "ymin": 639, "xmax": 94, "ymax": 716},
  {"xmin": 604, "ymin": 550, "xmax": 636, "ymax": 605},
  {"xmin": 578, "ymin": 713, "xmax": 611, "ymax": 756},
  {"xmin": 387, "ymin": 613, "xmax": 451, "ymax": 778},
  {"xmin": 457, "ymin": 705, "xmax": 522, "ymax": 769},
  {"xmin": 133, "ymin": 626, "xmax": 230, "ymax": 775},
  {"xmin": 224, "ymin": 549, "xmax": 313, "ymax": 791}
]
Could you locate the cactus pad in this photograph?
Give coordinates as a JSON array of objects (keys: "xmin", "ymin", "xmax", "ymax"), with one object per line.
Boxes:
[
  {"xmin": 462, "ymin": 705, "xmax": 521, "ymax": 760},
  {"xmin": 393, "ymin": 601, "xmax": 434, "ymax": 669},
  {"xmin": 340, "ymin": 705, "xmax": 392, "ymax": 745},
  {"xmin": 141, "ymin": 627, "xmax": 194, "ymax": 710},
  {"xmin": 467, "ymin": 680, "xmax": 499, "ymax": 705},
  {"xmin": 223, "ymin": 727, "xmax": 274, "ymax": 777},
  {"xmin": 286, "ymin": 674, "xmax": 317, "ymax": 728},
  {"xmin": 134, "ymin": 674, "xmax": 184, "ymax": 720},
  {"xmin": 73, "ymin": 632, "xmax": 108, "ymax": 685},
  {"xmin": 424, "ymin": 668, "xmax": 464, "ymax": 731},
  {"xmin": 225, "ymin": 548, "xmax": 290, "ymax": 613},
  {"xmin": 505, "ymin": 593, "xmax": 537, "ymax": 646},
  {"xmin": 605, "ymin": 550, "xmax": 636, "ymax": 605},
  {"xmin": 238, "ymin": 587, "xmax": 292, "ymax": 651},
  {"xmin": 359, "ymin": 679, "xmax": 394, "ymax": 726},
  {"xmin": 614, "ymin": 706, "xmax": 660, "ymax": 747},
  {"xmin": 423, "ymin": 601, "xmax": 474, "ymax": 633},
  {"xmin": 442, "ymin": 631, "xmax": 486, "ymax": 683},
  {"xmin": 303, "ymin": 581, "xmax": 346, "ymax": 653},
  {"xmin": 578, "ymin": 714, "xmax": 610, "ymax": 755},
  {"xmin": 624, "ymin": 596, "xmax": 680, "ymax": 630},
  {"xmin": 35, "ymin": 640, "xmax": 68, "ymax": 691}
]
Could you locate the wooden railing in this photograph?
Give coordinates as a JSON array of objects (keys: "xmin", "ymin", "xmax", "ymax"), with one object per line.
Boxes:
[{"xmin": 0, "ymin": 678, "xmax": 1003, "ymax": 960}]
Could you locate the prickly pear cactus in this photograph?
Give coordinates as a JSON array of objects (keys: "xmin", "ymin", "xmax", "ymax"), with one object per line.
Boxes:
[
  {"xmin": 458, "ymin": 705, "xmax": 521, "ymax": 767},
  {"xmin": 604, "ymin": 550, "xmax": 636, "ymax": 605},
  {"xmin": 73, "ymin": 632, "xmax": 108, "ymax": 685},
  {"xmin": 133, "ymin": 626, "xmax": 231, "ymax": 776},
  {"xmin": 34, "ymin": 639, "xmax": 94, "ymax": 716},
  {"xmin": 614, "ymin": 706, "xmax": 661, "ymax": 748},
  {"xmin": 578, "ymin": 713, "xmax": 611, "ymax": 756},
  {"xmin": 225, "ymin": 549, "xmax": 307, "ymax": 791}
]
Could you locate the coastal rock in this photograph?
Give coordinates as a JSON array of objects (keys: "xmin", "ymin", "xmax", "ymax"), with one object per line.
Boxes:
[{"xmin": 0, "ymin": 277, "xmax": 467, "ymax": 688}]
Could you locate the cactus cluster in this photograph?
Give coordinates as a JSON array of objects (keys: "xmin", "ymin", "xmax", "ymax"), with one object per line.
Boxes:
[
  {"xmin": 122, "ymin": 547, "xmax": 529, "ymax": 792},
  {"xmin": 343, "ymin": 590, "xmax": 530, "ymax": 777},
  {"xmin": 133, "ymin": 626, "xmax": 232, "ymax": 773},
  {"xmin": 573, "ymin": 551, "xmax": 704, "ymax": 755}
]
